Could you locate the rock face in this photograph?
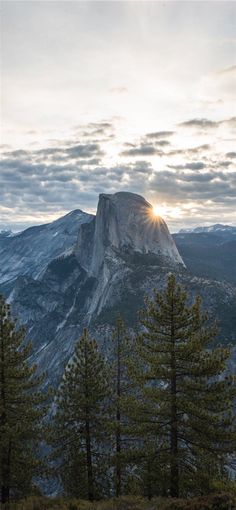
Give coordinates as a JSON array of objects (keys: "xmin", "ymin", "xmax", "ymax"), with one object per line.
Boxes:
[
  {"xmin": 1, "ymin": 192, "xmax": 236, "ymax": 389},
  {"xmin": 0, "ymin": 209, "xmax": 94, "ymax": 293},
  {"xmin": 174, "ymin": 230, "xmax": 236, "ymax": 284},
  {"xmin": 74, "ymin": 192, "xmax": 184, "ymax": 319},
  {"xmin": 77, "ymin": 192, "xmax": 184, "ymax": 276}
]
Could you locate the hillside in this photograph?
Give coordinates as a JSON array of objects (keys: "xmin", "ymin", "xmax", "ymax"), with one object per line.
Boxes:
[{"xmin": 0, "ymin": 193, "xmax": 235, "ymax": 390}]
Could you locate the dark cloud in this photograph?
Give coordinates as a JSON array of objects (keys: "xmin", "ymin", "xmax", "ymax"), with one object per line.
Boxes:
[
  {"xmin": 150, "ymin": 168, "xmax": 235, "ymax": 203},
  {"xmin": 3, "ymin": 143, "xmax": 104, "ymax": 164},
  {"xmin": 179, "ymin": 118, "xmax": 217, "ymax": 129},
  {"xmin": 1, "ymin": 118, "xmax": 235, "ymax": 230},
  {"xmin": 3, "ymin": 149, "xmax": 233, "ymax": 214},
  {"xmin": 121, "ymin": 144, "xmax": 164, "ymax": 157},
  {"xmin": 132, "ymin": 161, "xmax": 152, "ymax": 174},
  {"xmin": 121, "ymin": 130, "xmax": 172, "ymax": 158},
  {"xmin": 168, "ymin": 162, "xmax": 206, "ymax": 171},
  {"xmin": 0, "ymin": 151, "xmax": 152, "ymax": 220},
  {"xmin": 6, "ymin": 149, "xmax": 30, "ymax": 158},
  {"xmin": 73, "ymin": 121, "xmax": 115, "ymax": 141},
  {"xmin": 123, "ymin": 142, "xmax": 136, "ymax": 148},
  {"xmin": 153, "ymin": 140, "xmax": 170, "ymax": 147},
  {"xmin": 145, "ymin": 131, "xmax": 175, "ymax": 139},
  {"xmin": 177, "ymin": 171, "xmax": 228, "ymax": 183},
  {"xmin": 87, "ymin": 122, "xmax": 113, "ymax": 129},
  {"xmin": 66, "ymin": 143, "xmax": 104, "ymax": 159},
  {"xmin": 219, "ymin": 160, "xmax": 232, "ymax": 167},
  {"xmin": 168, "ymin": 159, "xmax": 234, "ymax": 171},
  {"xmin": 168, "ymin": 144, "xmax": 211, "ymax": 157},
  {"xmin": 75, "ymin": 122, "xmax": 113, "ymax": 132},
  {"xmin": 179, "ymin": 116, "xmax": 236, "ymax": 130}
]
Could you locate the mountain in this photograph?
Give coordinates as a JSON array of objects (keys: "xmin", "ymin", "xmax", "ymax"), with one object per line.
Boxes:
[
  {"xmin": 76, "ymin": 192, "xmax": 184, "ymax": 275},
  {"xmin": 0, "ymin": 209, "xmax": 93, "ymax": 294},
  {"xmin": 179, "ymin": 224, "xmax": 236, "ymax": 238},
  {"xmin": 0, "ymin": 229, "xmax": 13, "ymax": 238},
  {"xmin": 1, "ymin": 193, "xmax": 236, "ymax": 389},
  {"xmin": 174, "ymin": 225, "xmax": 236, "ymax": 284}
]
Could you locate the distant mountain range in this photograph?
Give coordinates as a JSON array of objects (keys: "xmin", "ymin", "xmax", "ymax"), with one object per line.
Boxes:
[
  {"xmin": 179, "ymin": 224, "xmax": 236, "ymax": 236},
  {"xmin": 0, "ymin": 210, "xmax": 93, "ymax": 290},
  {"xmin": 174, "ymin": 224, "xmax": 236, "ymax": 284},
  {"xmin": 0, "ymin": 193, "xmax": 235, "ymax": 389}
]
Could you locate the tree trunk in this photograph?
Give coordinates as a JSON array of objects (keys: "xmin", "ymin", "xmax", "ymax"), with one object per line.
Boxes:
[
  {"xmin": 147, "ymin": 457, "xmax": 152, "ymax": 501},
  {"xmin": 116, "ymin": 325, "xmax": 121, "ymax": 497},
  {"xmin": 1, "ymin": 485, "xmax": 10, "ymax": 504},
  {"xmin": 84, "ymin": 338, "xmax": 94, "ymax": 501},
  {"xmin": 170, "ymin": 295, "xmax": 179, "ymax": 498},
  {"xmin": 85, "ymin": 418, "xmax": 94, "ymax": 501}
]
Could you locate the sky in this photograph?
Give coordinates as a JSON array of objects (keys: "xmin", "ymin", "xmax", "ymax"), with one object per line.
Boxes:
[{"xmin": 1, "ymin": 1, "xmax": 236, "ymax": 232}]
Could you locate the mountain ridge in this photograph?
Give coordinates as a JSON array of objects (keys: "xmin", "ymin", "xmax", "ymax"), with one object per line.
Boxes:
[
  {"xmin": 0, "ymin": 209, "xmax": 94, "ymax": 290},
  {"xmin": 0, "ymin": 192, "xmax": 235, "ymax": 389},
  {"xmin": 179, "ymin": 223, "xmax": 236, "ymax": 235}
]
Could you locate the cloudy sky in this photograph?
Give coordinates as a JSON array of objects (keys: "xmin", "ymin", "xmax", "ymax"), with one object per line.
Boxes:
[{"xmin": 1, "ymin": 1, "xmax": 236, "ymax": 232}]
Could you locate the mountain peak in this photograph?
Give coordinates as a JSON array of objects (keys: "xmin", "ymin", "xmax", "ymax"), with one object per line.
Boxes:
[
  {"xmin": 87, "ymin": 192, "xmax": 184, "ymax": 275},
  {"xmin": 99, "ymin": 191, "xmax": 149, "ymax": 203},
  {"xmin": 179, "ymin": 224, "xmax": 236, "ymax": 234}
]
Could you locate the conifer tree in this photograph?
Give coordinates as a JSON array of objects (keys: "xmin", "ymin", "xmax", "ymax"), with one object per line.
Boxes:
[
  {"xmin": 0, "ymin": 295, "xmax": 47, "ymax": 503},
  {"xmin": 110, "ymin": 315, "xmax": 132, "ymax": 497},
  {"xmin": 126, "ymin": 274, "xmax": 235, "ymax": 498},
  {"xmin": 53, "ymin": 329, "xmax": 110, "ymax": 500}
]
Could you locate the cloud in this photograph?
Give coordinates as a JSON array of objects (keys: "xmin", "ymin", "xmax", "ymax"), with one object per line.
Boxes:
[
  {"xmin": 179, "ymin": 116, "xmax": 236, "ymax": 129},
  {"xmin": 86, "ymin": 122, "xmax": 113, "ymax": 131},
  {"xmin": 150, "ymin": 168, "xmax": 235, "ymax": 203},
  {"xmin": 219, "ymin": 160, "xmax": 232, "ymax": 167},
  {"xmin": 66, "ymin": 144, "xmax": 104, "ymax": 159},
  {"xmin": 1, "ymin": 117, "xmax": 235, "ymax": 231},
  {"xmin": 145, "ymin": 131, "xmax": 175, "ymax": 139},
  {"xmin": 121, "ymin": 144, "xmax": 164, "ymax": 157},
  {"xmin": 168, "ymin": 162, "xmax": 206, "ymax": 171},
  {"xmin": 179, "ymin": 118, "xmax": 217, "ymax": 129},
  {"xmin": 155, "ymin": 140, "xmax": 170, "ymax": 147},
  {"xmin": 0, "ymin": 149, "xmax": 152, "ymax": 222},
  {"xmin": 74, "ymin": 121, "xmax": 115, "ymax": 140},
  {"xmin": 3, "ymin": 142, "xmax": 104, "ymax": 164},
  {"xmin": 2, "ymin": 147, "xmax": 233, "ymax": 213},
  {"xmin": 120, "ymin": 131, "xmax": 171, "ymax": 157},
  {"xmin": 168, "ymin": 159, "xmax": 233, "ymax": 171},
  {"xmin": 226, "ymin": 152, "xmax": 236, "ymax": 158},
  {"xmin": 168, "ymin": 144, "xmax": 211, "ymax": 157}
]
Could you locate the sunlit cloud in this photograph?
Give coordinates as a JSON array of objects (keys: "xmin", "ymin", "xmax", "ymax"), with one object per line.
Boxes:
[{"xmin": 1, "ymin": 1, "xmax": 236, "ymax": 231}]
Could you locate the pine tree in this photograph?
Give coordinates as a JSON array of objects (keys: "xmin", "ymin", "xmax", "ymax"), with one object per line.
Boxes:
[
  {"xmin": 110, "ymin": 315, "xmax": 132, "ymax": 497},
  {"xmin": 53, "ymin": 328, "xmax": 110, "ymax": 500},
  {"xmin": 126, "ymin": 274, "xmax": 236, "ymax": 498},
  {"xmin": 0, "ymin": 295, "xmax": 47, "ymax": 503}
]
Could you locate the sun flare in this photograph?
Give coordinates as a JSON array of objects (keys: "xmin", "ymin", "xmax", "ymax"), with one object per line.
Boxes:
[
  {"xmin": 150, "ymin": 204, "xmax": 183, "ymax": 221},
  {"xmin": 152, "ymin": 205, "xmax": 167, "ymax": 218},
  {"xmin": 153, "ymin": 206, "xmax": 161, "ymax": 217}
]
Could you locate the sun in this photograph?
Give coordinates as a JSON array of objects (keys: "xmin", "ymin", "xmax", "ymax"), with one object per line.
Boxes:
[
  {"xmin": 152, "ymin": 205, "xmax": 167, "ymax": 218},
  {"xmin": 150, "ymin": 203, "xmax": 183, "ymax": 221},
  {"xmin": 153, "ymin": 206, "xmax": 161, "ymax": 217}
]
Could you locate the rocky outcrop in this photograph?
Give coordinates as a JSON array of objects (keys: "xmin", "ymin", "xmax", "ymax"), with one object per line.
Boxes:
[
  {"xmin": 1, "ymin": 192, "xmax": 235, "ymax": 390},
  {"xmin": 0, "ymin": 209, "xmax": 94, "ymax": 293},
  {"xmin": 76, "ymin": 192, "xmax": 184, "ymax": 276}
]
